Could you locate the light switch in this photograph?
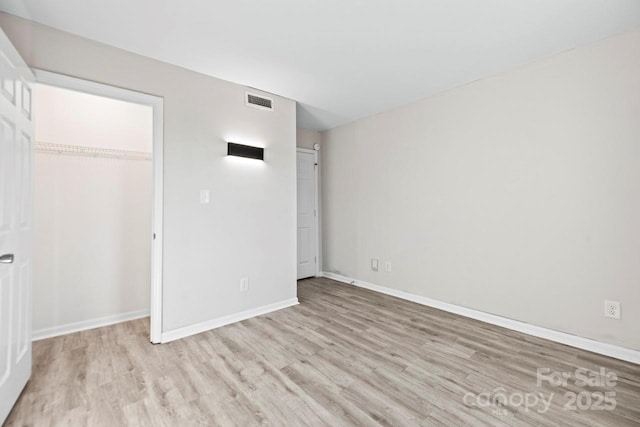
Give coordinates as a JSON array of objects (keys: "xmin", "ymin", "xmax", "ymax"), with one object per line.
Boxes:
[{"xmin": 200, "ymin": 190, "xmax": 210, "ymax": 204}]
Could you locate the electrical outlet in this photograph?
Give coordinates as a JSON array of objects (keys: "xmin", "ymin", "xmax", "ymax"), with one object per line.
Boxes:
[
  {"xmin": 385, "ymin": 261, "xmax": 392, "ymax": 272},
  {"xmin": 240, "ymin": 277, "xmax": 249, "ymax": 292},
  {"xmin": 604, "ymin": 300, "xmax": 620, "ymax": 319},
  {"xmin": 371, "ymin": 258, "xmax": 379, "ymax": 272}
]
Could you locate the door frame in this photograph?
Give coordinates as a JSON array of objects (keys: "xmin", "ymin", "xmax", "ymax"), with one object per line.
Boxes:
[
  {"xmin": 296, "ymin": 147, "xmax": 320, "ymax": 278},
  {"xmin": 33, "ymin": 69, "xmax": 165, "ymax": 343}
]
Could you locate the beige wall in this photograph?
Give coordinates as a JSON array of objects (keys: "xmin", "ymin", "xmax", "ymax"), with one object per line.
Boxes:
[
  {"xmin": 321, "ymin": 29, "xmax": 640, "ymax": 350},
  {"xmin": 296, "ymin": 127, "xmax": 320, "ymax": 149},
  {"xmin": 0, "ymin": 13, "xmax": 298, "ymax": 335},
  {"xmin": 36, "ymin": 84, "xmax": 153, "ymax": 151}
]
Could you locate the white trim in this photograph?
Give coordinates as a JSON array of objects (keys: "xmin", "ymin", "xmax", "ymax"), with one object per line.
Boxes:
[
  {"xmin": 150, "ymin": 97, "xmax": 164, "ymax": 344},
  {"xmin": 313, "ymin": 149, "xmax": 320, "ymax": 278},
  {"xmin": 33, "ymin": 310, "xmax": 149, "ymax": 341},
  {"xmin": 32, "ymin": 69, "xmax": 165, "ymax": 344},
  {"xmin": 320, "ymin": 272, "xmax": 640, "ymax": 365},
  {"xmin": 161, "ymin": 298, "xmax": 299, "ymax": 343},
  {"xmin": 296, "ymin": 147, "xmax": 320, "ymax": 278}
]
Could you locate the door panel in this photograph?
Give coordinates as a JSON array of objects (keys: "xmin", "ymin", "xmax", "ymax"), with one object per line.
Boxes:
[
  {"xmin": 18, "ymin": 132, "xmax": 31, "ymax": 229},
  {"xmin": 297, "ymin": 228, "xmax": 310, "ymax": 264},
  {"xmin": 296, "ymin": 150, "xmax": 317, "ymax": 279},
  {"xmin": 1, "ymin": 79, "xmax": 15, "ymax": 105},
  {"xmin": 16, "ymin": 262, "xmax": 29, "ymax": 363},
  {"xmin": 0, "ymin": 118, "xmax": 14, "ymax": 234},
  {"xmin": 0, "ymin": 28, "xmax": 34, "ymax": 424},
  {"xmin": 21, "ymin": 83, "xmax": 31, "ymax": 119},
  {"xmin": 0, "ymin": 270, "xmax": 10, "ymax": 386}
]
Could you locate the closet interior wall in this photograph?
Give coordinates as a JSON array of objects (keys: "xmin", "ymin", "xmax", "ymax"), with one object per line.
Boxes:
[{"xmin": 33, "ymin": 83, "xmax": 153, "ymax": 339}]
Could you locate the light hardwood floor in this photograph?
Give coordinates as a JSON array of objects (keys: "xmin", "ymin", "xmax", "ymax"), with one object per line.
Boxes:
[{"xmin": 6, "ymin": 277, "xmax": 640, "ymax": 426}]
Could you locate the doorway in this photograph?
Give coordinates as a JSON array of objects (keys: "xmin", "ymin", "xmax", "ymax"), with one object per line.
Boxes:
[
  {"xmin": 33, "ymin": 70, "xmax": 164, "ymax": 343},
  {"xmin": 296, "ymin": 148, "xmax": 319, "ymax": 279}
]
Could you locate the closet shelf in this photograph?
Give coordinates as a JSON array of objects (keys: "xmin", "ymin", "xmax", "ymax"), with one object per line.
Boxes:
[{"xmin": 35, "ymin": 141, "xmax": 152, "ymax": 161}]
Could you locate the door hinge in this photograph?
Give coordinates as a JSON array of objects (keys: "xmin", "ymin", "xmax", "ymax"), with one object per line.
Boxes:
[
  {"xmin": 315, "ymin": 256, "xmax": 317, "ymax": 263},
  {"xmin": 153, "ymin": 233, "xmax": 156, "ymax": 240},
  {"xmin": 314, "ymin": 209, "xmax": 317, "ymax": 217}
]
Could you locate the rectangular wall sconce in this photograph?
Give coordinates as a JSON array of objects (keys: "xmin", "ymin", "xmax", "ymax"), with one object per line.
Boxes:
[{"xmin": 227, "ymin": 142, "xmax": 264, "ymax": 160}]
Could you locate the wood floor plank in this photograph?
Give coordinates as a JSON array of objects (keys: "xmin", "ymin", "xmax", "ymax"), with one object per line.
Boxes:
[{"xmin": 5, "ymin": 277, "xmax": 639, "ymax": 426}]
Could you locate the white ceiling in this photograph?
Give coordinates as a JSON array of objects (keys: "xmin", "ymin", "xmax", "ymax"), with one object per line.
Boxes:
[{"xmin": 1, "ymin": 1, "xmax": 639, "ymax": 130}]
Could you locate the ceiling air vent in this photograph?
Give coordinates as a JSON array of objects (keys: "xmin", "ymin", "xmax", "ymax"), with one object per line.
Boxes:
[{"xmin": 246, "ymin": 92, "xmax": 273, "ymax": 111}]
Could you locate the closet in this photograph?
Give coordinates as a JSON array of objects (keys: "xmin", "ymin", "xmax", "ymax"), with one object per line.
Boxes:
[{"xmin": 33, "ymin": 83, "xmax": 153, "ymax": 338}]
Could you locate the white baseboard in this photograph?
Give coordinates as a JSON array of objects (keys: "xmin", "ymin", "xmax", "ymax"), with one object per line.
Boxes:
[
  {"xmin": 33, "ymin": 309, "xmax": 150, "ymax": 341},
  {"xmin": 320, "ymin": 272, "xmax": 640, "ymax": 365},
  {"xmin": 161, "ymin": 298, "xmax": 299, "ymax": 343}
]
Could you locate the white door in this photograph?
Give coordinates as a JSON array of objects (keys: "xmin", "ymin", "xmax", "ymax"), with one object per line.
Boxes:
[
  {"xmin": 0, "ymin": 29, "xmax": 34, "ymax": 424},
  {"xmin": 297, "ymin": 149, "xmax": 317, "ymax": 279}
]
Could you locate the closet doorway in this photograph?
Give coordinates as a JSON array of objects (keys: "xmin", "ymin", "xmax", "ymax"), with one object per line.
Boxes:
[{"xmin": 32, "ymin": 71, "xmax": 164, "ymax": 343}]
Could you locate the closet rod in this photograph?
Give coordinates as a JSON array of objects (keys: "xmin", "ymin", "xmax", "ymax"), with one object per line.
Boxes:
[{"xmin": 35, "ymin": 141, "xmax": 152, "ymax": 161}]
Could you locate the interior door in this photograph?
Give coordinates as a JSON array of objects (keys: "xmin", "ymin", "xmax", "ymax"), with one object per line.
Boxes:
[
  {"xmin": 296, "ymin": 149, "xmax": 317, "ymax": 279},
  {"xmin": 0, "ymin": 29, "xmax": 34, "ymax": 424}
]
